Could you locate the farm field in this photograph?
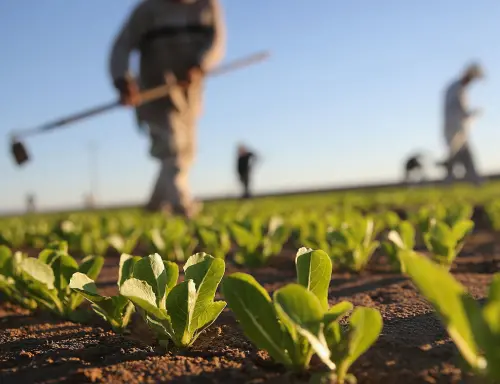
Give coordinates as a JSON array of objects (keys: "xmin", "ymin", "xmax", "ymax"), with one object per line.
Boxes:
[{"xmin": 1, "ymin": 182, "xmax": 500, "ymax": 384}]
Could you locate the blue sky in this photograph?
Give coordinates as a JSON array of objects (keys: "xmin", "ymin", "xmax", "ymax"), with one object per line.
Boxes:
[{"xmin": 1, "ymin": 0, "xmax": 500, "ymax": 211}]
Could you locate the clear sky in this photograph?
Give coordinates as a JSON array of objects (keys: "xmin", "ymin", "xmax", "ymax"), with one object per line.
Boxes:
[{"xmin": 1, "ymin": 0, "xmax": 500, "ymax": 212}]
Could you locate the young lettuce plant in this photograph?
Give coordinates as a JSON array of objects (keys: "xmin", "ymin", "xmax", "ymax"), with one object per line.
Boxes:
[
  {"xmin": 327, "ymin": 217, "xmax": 380, "ymax": 272},
  {"xmin": 443, "ymin": 202, "xmax": 473, "ymax": 228},
  {"xmin": 229, "ymin": 216, "xmax": 291, "ymax": 267},
  {"xmin": 119, "ymin": 252, "xmax": 226, "ymax": 348},
  {"xmin": 69, "ymin": 254, "xmax": 138, "ymax": 333},
  {"xmin": 196, "ymin": 225, "xmax": 231, "ymax": 260},
  {"xmin": 261, "ymin": 216, "xmax": 291, "ymax": 264},
  {"xmin": 222, "ymin": 248, "xmax": 382, "ymax": 382},
  {"xmin": 80, "ymin": 230, "xmax": 109, "ymax": 257},
  {"xmin": 145, "ymin": 221, "xmax": 198, "ymax": 262},
  {"xmin": 0, "ymin": 221, "xmax": 26, "ymax": 248},
  {"xmin": 228, "ymin": 219, "xmax": 263, "ymax": 267},
  {"xmin": 381, "ymin": 220, "xmax": 415, "ymax": 273},
  {"xmin": 399, "ymin": 250, "xmax": 500, "ymax": 381},
  {"xmin": 423, "ymin": 218, "xmax": 474, "ymax": 270},
  {"xmin": 18, "ymin": 241, "xmax": 104, "ymax": 321},
  {"xmin": 485, "ymin": 200, "xmax": 500, "ymax": 231},
  {"xmin": 107, "ymin": 228, "xmax": 142, "ymax": 255},
  {"xmin": 0, "ymin": 246, "xmax": 37, "ymax": 309}
]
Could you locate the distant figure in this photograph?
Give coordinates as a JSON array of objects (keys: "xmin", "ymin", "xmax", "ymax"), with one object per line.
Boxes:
[
  {"xmin": 26, "ymin": 194, "xmax": 36, "ymax": 213},
  {"xmin": 108, "ymin": 0, "xmax": 226, "ymax": 218},
  {"xmin": 84, "ymin": 193, "xmax": 95, "ymax": 209},
  {"xmin": 404, "ymin": 154, "xmax": 425, "ymax": 183},
  {"xmin": 441, "ymin": 63, "xmax": 484, "ymax": 185},
  {"xmin": 237, "ymin": 145, "xmax": 257, "ymax": 199}
]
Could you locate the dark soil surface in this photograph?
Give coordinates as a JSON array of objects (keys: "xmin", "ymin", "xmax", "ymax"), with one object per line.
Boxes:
[{"xmin": 1, "ymin": 229, "xmax": 500, "ymax": 384}]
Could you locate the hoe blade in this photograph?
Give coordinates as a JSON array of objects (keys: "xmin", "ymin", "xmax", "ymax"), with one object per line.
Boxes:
[{"xmin": 11, "ymin": 140, "xmax": 30, "ymax": 166}]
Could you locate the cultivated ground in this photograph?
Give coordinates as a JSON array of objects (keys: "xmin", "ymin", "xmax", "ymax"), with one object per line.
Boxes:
[{"xmin": 1, "ymin": 218, "xmax": 498, "ymax": 384}]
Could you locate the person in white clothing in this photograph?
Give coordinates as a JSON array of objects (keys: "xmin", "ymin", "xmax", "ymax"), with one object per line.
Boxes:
[{"xmin": 442, "ymin": 63, "xmax": 484, "ymax": 185}]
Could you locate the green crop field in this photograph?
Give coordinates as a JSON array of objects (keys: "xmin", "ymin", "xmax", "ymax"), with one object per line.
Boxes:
[{"xmin": 1, "ymin": 181, "xmax": 500, "ymax": 383}]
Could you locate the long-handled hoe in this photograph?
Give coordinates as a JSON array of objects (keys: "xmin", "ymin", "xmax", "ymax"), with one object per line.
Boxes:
[{"xmin": 9, "ymin": 51, "xmax": 270, "ymax": 166}]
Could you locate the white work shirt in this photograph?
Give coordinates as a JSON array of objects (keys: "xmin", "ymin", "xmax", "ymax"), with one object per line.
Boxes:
[{"xmin": 443, "ymin": 79, "xmax": 474, "ymax": 151}]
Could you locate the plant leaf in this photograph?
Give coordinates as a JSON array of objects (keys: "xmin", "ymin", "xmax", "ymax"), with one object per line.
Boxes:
[
  {"xmin": 118, "ymin": 254, "xmax": 140, "ymax": 288},
  {"xmin": 120, "ymin": 278, "xmax": 167, "ymax": 320},
  {"xmin": 79, "ymin": 255, "xmax": 104, "ymax": 281},
  {"xmin": 274, "ymin": 284, "xmax": 334, "ymax": 370},
  {"xmin": 69, "ymin": 272, "xmax": 106, "ymax": 302},
  {"xmin": 164, "ymin": 279, "xmax": 197, "ymax": 347},
  {"xmin": 296, "ymin": 249, "xmax": 332, "ymax": 311},
  {"xmin": 273, "ymin": 284, "xmax": 325, "ymax": 336},
  {"xmin": 51, "ymin": 254, "xmax": 79, "ymax": 292},
  {"xmin": 324, "ymin": 301, "xmax": 354, "ymax": 325},
  {"xmin": 20, "ymin": 257, "xmax": 55, "ymax": 290},
  {"xmin": 0, "ymin": 246, "xmax": 12, "ymax": 275},
  {"xmin": 398, "ymin": 250, "xmax": 485, "ymax": 370},
  {"xmin": 451, "ymin": 220, "xmax": 475, "ymax": 242},
  {"xmin": 163, "ymin": 260, "xmax": 179, "ymax": 297},
  {"xmin": 221, "ymin": 273, "xmax": 291, "ymax": 366},
  {"xmin": 337, "ymin": 307, "xmax": 383, "ymax": 375},
  {"xmin": 133, "ymin": 254, "xmax": 167, "ymax": 308},
  {"xmin": 184, "ymin": 253, "xmax": 225, "ymax": 333}
]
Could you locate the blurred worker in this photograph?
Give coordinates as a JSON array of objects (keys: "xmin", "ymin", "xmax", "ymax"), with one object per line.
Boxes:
[
  {"xmin": 237, "ymin": 144, "xmax": 257, "ymax": 199},
  {"xmin": 26, "ymin": 194, "xmax": 36, "ymax": 213},
  {"xmin": 108, "ymin": 0, "xmax": 226, "ymax": 218},
  {"xmin": 404, "ymin": 153, "xmax": 425, "ymax": 184},
  {"xmin": 442, "ymin": 63, "xmax": 484, "ymax": 185}
]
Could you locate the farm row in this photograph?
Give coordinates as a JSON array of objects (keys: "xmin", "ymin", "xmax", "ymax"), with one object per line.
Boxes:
[{"xmin": 1, "ymin": 183, "xmax": 500, "ymax": 383}]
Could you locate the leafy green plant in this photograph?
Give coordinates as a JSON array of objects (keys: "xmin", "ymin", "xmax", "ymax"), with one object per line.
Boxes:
[
  {"xmin": 222, "ymin": 248, "xmax": 382, "ymax": 381},
  {"xmin": 80, "ymin": 231, "xmax": 109, "ymax": 257},
  {"xmin": 18, "ymin": 241, "xmax": 104, "ymax": 320},
  {"xmin": 229, "ymin": 217, "xmax": 290, "ymax": 267},
  {"xmin": 399, "ymin": 250, "xmax": 500, "ymax": 381},
  {"xmin": 0, "ymin": 246, "xmax": 37, "ymax": 309},
  {"xmin": 375, "ymin": 210, "xmax": 401, "ymax": 233},
  {"xmin": 69, "ymin": 254, "xmax": 138, "ymax": 333},
  {"xmin": 327, "ymin": 217, "xmax": 380, "ymax": 272},
  {"xmin": 443, "ymin": 203, "xmax": 473, "ymax": 228},
  {"xmin": 381, "ymin": 220, "xmax": 415, "ymax": 273},
  {"xmin": 485, "ymin": 200, "xmax": 500, "ymax": 231},
  {"xmin": 145, "ymin": 220, "xmax": 198, "ymax": 262},
  {"xmin": 120, "ymin": 252, "xmax": 226, "ymax": 348},
  {"xmin": 410, "ymin": 203, "xmax": 473, "ymax": 242},
  {"xmin": 107, "ymin": 228, "xmax": 142, "ymax": 255},
  {"xmin": 423, "ymin": 219, "xmax": 474, "ymax": 269},
  {"xmin": 196, "ymin": 225, "xmax": 231, "ymax": 260},
  {"xmin": 0, "ymin": 222, "xmax": 26, "ymax": 248}
]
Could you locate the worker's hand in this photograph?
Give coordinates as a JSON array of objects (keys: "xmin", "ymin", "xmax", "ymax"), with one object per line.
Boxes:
[
  {"xmin": 180, "ymin": 66, "xmax": 204, "ymax": 87},
  {"xmin": 114, "ymin": 77, "xmax": 141, "ymax": 106}
]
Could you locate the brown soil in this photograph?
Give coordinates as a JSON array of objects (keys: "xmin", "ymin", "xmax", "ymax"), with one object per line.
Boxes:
[{"xmin": 1, "ymin": 229, "xmax": 500, "ymax": 384}]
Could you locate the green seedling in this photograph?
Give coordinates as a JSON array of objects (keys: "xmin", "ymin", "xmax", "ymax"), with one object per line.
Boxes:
[
  {"xmin": 399, "ymin": 250, "xmax": 500, "ymax": 381},
  {"xmin": 229, "ymin": 216, "xmax": 290, "ymax": 267},
  {"xmin": 69, "ymin": 253, "xmax": 138, "ymax": 333},
  {"xmin": 0, "ymin": 246, "xmax": 37, "ymax": 309},
  {"xmin": 120, "ymin": 252, "xmax": 226, "ymax": 348},
  {"xmin": 485, "ymin": 200, "xmax": 500, "ymax": 231},
  {"xmin": 222, "ymin": 248, "xmax": 382, "ymax": 382},
  {"xmin": 381, "ymin": 220, "xmax": 415, "ymax": 273},
  {"xmin": 107, "ymin": 228, "xmax": 142, "ymax": 255},
  {"xmin": 145, "ymin": 220, "xmax": 198, "ymax": 262},
  {"xmin": 327, "ymin": 217, "xmax": 380, "ymax": 272},
  {"xmin": 18, "ymin": 241, "xmax": 104, "ymax": 321},
  {"xmin": 196, "ymin": 225, "xmax": 231, "ymax": 260},
  {"xmin": 423, "ymin": 218, "xmax": 474, "ymax": 269}
]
